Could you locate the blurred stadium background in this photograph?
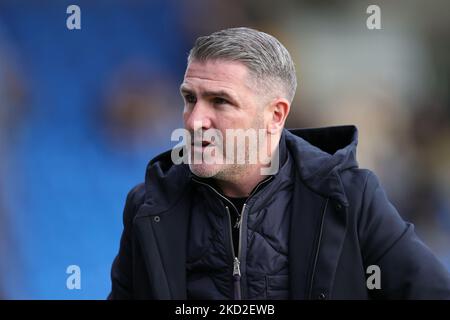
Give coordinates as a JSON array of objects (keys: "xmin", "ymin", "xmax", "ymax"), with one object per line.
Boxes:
[{"xmin": 0, "ymin": 0, "xmax": 449, "ymax": 299}]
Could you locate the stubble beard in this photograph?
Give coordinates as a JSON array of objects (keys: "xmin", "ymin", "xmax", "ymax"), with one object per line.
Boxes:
[{"xmin": 189, "ymin": 115, "xmax": 266, "ymax": 182}]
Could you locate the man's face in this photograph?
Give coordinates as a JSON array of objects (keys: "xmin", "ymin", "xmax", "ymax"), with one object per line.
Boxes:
[{"xmin": 180, "ymin": 59, "xmax": 268, "ymax": 180}]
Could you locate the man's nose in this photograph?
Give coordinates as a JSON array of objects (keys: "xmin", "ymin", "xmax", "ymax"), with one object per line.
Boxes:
[{"xmin": 184, "ymin": 100, "xmax": 213, "ymax": 131}]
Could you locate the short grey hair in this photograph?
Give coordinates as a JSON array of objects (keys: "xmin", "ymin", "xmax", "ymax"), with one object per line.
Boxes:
[{"xmin": 187, "ymin": 27, "xmax": 297, "ymax": 103}]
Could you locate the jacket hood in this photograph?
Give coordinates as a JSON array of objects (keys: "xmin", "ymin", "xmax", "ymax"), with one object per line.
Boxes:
[
  {"xmin": 285, "ymin": 125, "xmax": 359, "ymax": 206},
  {"xmin": 140, "ymin": 125, "xmax": 359, "ymax": 215}
]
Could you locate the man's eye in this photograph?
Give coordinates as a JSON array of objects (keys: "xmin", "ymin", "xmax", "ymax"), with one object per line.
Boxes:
[
  {"xmin": 213, "ymin": 97, "xmax": 228, "ymax": 105},
  {"xmin": 184, "ymin": 94, "xmax": 196, "ymax": 104}
]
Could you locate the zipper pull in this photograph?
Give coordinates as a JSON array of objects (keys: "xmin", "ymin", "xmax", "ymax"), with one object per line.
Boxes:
[
  {"xmin": 233, "ymin": 257, "xmax": 242, "ymax": 300},
  {"xmin": 233, "ymin": 217, "xmax": 241, "ymax": 229},
  {"xmin": 233, "ymin": 257, "xmax": 241, "ymax": 277},
  {"xmin": 234, "ymin": 203, "xmax": 246, "ymax": 229}
]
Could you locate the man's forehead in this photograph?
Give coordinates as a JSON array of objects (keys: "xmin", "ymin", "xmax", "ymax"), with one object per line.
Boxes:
[{"xmin": 183, "ymin": 60, "xmax": 251, "ymax": 89}]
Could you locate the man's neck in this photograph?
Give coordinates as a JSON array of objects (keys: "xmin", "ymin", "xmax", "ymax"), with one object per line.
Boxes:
[{"xmin": 215, "ymin": 165, "xmax": 268, "ymax": 198}]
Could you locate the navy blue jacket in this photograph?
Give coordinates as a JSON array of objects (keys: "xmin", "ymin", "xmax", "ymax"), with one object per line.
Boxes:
[
  {"xmin": 186, "ymin": 132, "xmax": 293, "ymax": 299},
  {"xmin": 109, "ymin": 126, "xmax": 450, "ymax": 299}
]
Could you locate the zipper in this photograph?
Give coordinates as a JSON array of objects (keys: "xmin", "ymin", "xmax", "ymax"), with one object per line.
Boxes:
[
  {"xmin": 308, "ymin": 198, "xmax": 329, "ymax": 299},
  {"xmin": 226, "ymin": 202, "xmax": 247, "ymax": 300},
  {"xmin": 226, "ymin": 206, "xmax": 242, "ymax": 300},
  {"xmin": 193, "ymin": 176, "xmax": 273, "ymax": 300},
  {"xmin": 230, "ymin": 177, "xmax": 273, "ymax": 299},
  {"xmin": 192, "ymin": 178, "xmax": 240, "ymax": 215}
]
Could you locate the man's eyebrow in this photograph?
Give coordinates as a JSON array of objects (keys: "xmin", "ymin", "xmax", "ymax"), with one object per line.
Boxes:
[
  {"xmin": 179, "ymin": 85, "xmax": 238, "ymax": 103},
  {"xmin": 202, "ymin": 90, "xmax": 236, "ymax": 101},
  {"xmin": 179, "ymin": 85, "xmax": 192, "ymax": 94}
]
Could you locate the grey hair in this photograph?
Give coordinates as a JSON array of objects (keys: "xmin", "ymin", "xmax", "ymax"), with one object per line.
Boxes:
[{"xmin": 187, "ymin": 27, "xmax": 297, "ymax": 103}]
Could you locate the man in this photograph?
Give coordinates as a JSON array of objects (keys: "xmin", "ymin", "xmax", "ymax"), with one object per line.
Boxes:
[{"xmin": 109, "ymin": 27, "xmax": 450, "ymax": 299}]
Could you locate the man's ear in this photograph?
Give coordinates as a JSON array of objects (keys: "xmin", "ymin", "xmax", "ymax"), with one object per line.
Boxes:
[{"xmin": 266, "ymin": 98, "xmax": 290, "ymax": 134}]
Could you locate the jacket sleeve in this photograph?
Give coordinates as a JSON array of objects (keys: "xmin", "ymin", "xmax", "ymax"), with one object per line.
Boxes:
[
  {"xmin": 358, "ymin": 171, "xmax": 450, "ymax": 299},
  {"xmin": 108, "ymin": 185, "xmax": 142, "ymax": 300}
]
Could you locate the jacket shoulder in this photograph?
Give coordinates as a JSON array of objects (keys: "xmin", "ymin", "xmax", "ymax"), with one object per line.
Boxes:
[
  {"xmin": 338, "ymin": 168, "xmax": 397, "ymax": 234},
  {"xmin": 122, "ymin": 183, "xmax": 146, "ymax": 226},
  {"xmin": 339, "ymin": 167, "xmax": 374, "ymax": 201},
  {"xmin": 339, "ymin": 167, "xmax": 392, "ymax": 211}
]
